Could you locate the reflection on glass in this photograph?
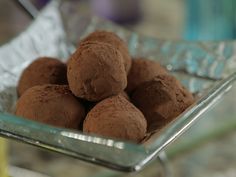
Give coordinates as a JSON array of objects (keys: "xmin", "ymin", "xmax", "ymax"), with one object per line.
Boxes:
[{"xmin": 61, "ymin": 131, "xmax": 125, "ymax": 149}]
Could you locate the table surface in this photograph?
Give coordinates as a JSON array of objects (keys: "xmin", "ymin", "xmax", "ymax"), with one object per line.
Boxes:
[{"xmin": 1, "ymin": 1, "xmax": 236, "ymax": 177}]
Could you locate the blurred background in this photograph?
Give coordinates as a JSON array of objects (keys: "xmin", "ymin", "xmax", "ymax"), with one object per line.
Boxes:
[
  {"xmin": 1, "ymin": 0, "xmax": 236, "ymax": 177},
  {"xmin": 2, "ymin": 0, "xmax": 236, "ymax": 45}
]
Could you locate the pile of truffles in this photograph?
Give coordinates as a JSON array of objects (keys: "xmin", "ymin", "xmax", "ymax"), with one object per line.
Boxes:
[{"xmin": 15, "ymin": 31, "xmax": 194, "ymax": 143}]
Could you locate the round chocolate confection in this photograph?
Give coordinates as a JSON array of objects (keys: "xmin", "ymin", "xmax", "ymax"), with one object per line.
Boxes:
[
  {"xmin": 16, "ymin": 84, "xmax": 85, "ymax": 129},
  {"xmin": 126, "ymin": 58, "xmax": 168, "ymax": 94},
  {"xmin": 67, "ymin": 41, "xmax": 127, "ymax": 101},
  {"xmin": 81, "ymin": 31, "xmax": 131, "ymax": 74},
  {"xmin": 83, "ymin": 95, "xmax": 147, "ymax": 142},
  {"xmin": 17, "ymin": 57, "xmax": 67, "ymax": 97},
  {"xmin": 82, "ymin": 91, "xmax": 130, "ymax": 117},
  {"xmin": 131, "ymin": 74, "xmax": 194, "ymax": 132}
]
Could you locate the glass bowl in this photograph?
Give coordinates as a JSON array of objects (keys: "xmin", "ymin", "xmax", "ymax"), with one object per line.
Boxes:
[{"xmin": 0, "ymin": 0, "xmax": 235, "ymax": 172}]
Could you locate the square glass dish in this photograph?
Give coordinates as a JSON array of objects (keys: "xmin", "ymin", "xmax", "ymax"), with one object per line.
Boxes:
[{"xmin": 0, "ymin": 0, "xmax": 236, "ymax": 172}]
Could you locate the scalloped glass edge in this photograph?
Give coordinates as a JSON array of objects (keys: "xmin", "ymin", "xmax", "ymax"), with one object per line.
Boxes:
[{"xmin": 0, "ymin": 0, "xmax": 236, "ymax": 172}]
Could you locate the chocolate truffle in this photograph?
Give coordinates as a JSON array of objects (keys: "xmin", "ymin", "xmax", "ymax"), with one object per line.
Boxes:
[
  {"xmin": 67, "ymin": 41, "xmax": 127, "ymax": 101},
  {"xmin": 83, "ymin": 95, "xmax": 147, "ymax": 142},
  {"xmin": 15, "ymin": 85, "xmax": 85, "ymax": 129},
  {"xmin": 131, "ymin": 74, "xmax": 194, "ymax": 132},
  {"xmin": 82, "ymin": 91, "xmax": 129, "ymax": 115},
  {"xmin": 81, "ymin": 31, "xmax": 131, "ymax": 73},
  {"xmin": 17, "ymin": 57, "xmax": 67, "ymax": 97},
  {"xmin": 126, "ymin": 58, "xmax": 168, "ymax": 94}
]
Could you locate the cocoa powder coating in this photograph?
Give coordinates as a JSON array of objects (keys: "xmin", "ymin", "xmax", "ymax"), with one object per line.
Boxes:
[
  {"xmin": 81, "ymin": 31, "xmax": 131, "ymax": 73},
  {"xmin": 83, "ymin": 95, "xmax": 147, "ymax": 142},
  {"xmin": 126, "ymin": 58, "xmax": 168, "ymax": 93},
  {"xmin": 17, "ymin": 57, "xmax": 67, "ymax": 97},
  {"xmin": 131, "ymin": 74, "xmax": 194, "ymax": 132},
  {"xmin": 16, "ymin": 85, "xmax": 85, "ymax": 129},
  {"xmin": 67, "ymin": 41, "xmax": 127, "ymax": 101}
]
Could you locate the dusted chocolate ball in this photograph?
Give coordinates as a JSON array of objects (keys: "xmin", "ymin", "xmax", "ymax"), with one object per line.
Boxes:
[
  {"xmin": 131, "ymin": 75, "xmax": 194, "ymax": 132},
  {"xmin": 126, "ymin": 58, "xmax": 168, "ymax": 94},
  {"xmin": 81, "ymin": 31, "xmax": 131, "ymax": 73},
  {"xmin": 82, "ymin": 91, "xmax": 130, "ymax": 115},
  {"xmin": 17, "ymin": 57, "xmax": 67, "ymax": 97},
  {"xmin": 16, "ymin": 85, "xmax": 85, "ymax": 129},
  {"xmin": 67, "ymin": 41, "xmax": 127, "ymax": 101},
  {"xmin": 83, "ymin": 95, "xmax": 147, "ymax": 142}
]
